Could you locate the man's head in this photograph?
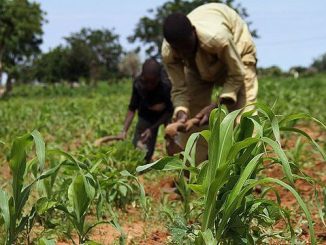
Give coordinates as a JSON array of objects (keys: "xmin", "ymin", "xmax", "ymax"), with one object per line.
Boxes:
[
  {"xmin": 140, "ymin": 58, "xmax": 161, "ymax": 91},
  {"xmin": 163, "ymin": 13, "xmax": 197, "ymax": 58}
]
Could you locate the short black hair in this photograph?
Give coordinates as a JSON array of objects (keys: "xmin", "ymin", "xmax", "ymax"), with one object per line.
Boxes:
[
  {"xmin": 142, "ymin": 58, "xmax": 161, "ymax": 77},
  {"xmin": 163, "ymin": 13, "xmax": 193, "ymax": 44}
]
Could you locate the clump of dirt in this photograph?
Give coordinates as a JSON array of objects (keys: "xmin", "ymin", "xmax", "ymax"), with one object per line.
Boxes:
[
  {"xmin": 0, "ymin": 164, "xmax": 11, "ymax": 181},
  {"xmin": 57, "ymin": 206, "xmax": 169, "ymax": 244},
  {"xmin": 144, "ymin": 175, "xmax": 179, "ymax": 201}
]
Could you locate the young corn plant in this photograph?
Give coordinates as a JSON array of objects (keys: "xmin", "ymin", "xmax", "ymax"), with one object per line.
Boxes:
[
  {"xmin": 0, "ymin": 130, "xmax": 63, "ymax": 244},
  {"xmin": 77, "ymin": 143, "xmax": 148, "ymax": 211},
  {"xmin": 56, "ymin": 172, "xmax": 99, "ymax": 244},
  {"xmin": 137, "ymin": 104, "xmax": 326, "ymax": 244},
  {"xmin": 49, "ymin": 150, "xmax": 126, "ymax": 245}
]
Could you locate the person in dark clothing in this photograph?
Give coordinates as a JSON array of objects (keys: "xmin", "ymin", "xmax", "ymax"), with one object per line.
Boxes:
[{"xmin": 117, "ymin": 58, "xmax": 173, "ymax": 163}]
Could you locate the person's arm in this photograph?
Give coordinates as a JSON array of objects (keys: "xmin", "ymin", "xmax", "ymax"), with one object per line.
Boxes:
[
  {"xmin": 162, "ymin": 41, "xmax": 189, "ymax": 122},
  {"xmin": 119, "ymin": 82, "xmax": 139, "ymax": 139},
  {"xmin": 194, "ymin": 32, "xmax": 245, "ymax": 126},
  {"xmin": 118, "ymin": 110, "xmax": 135, "ymax": 139},
  {"xmin": 215, "ymin": 32, "xmax": 245, "ymax": 106}
]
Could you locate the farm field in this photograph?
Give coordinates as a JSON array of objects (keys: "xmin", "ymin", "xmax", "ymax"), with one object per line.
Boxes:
[{"xmin": 0, "ymin": 74, "xmax": 325, "ymax": 244}]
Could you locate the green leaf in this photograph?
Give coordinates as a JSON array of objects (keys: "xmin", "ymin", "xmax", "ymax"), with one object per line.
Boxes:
[
  {"xmin": 9, "ymin": 133, "xmax": 33, "ymax": 206},
  {"xmin": 35, "ymin": 197, "xmax": 57, "ymax": 215},
  {"xmin": 256, "ymin": 102, "xmax": 281, "ymax": 143},
  {"xmin": 197, "ymin": 229, "xmax": 217, "ymax": 245},
  {"xmin": 68, "ymin": 174, "xmax": 95, "ymax": 224},
  {"xmin": 239, "ymin": 178, "xmax": 316, "ymax": 245},
  {"xmin": 136, "ymin": 156, "xmax": 183, "ymax": 172},
  {"xmin": 37, "ymin": 238, "xmax": 56, "ymax": 245},
  {"xmin": 228, "ymin": 137, "xmax": 260, "ymax": 162},
  {"xmin": 85, "ymin": 241, "xmax": 102, "ymax": 245},
  {"xmin": 215, "ymin": 154, "xmax": 263, "ymax": 240},
  {"xmin": 279, "ymin": 113, "xmax": 326, "ymax": 130},
  {"xmin": 261, "ymin": 137, "xmax": 294, "ymax": 184},
  {"xmin": 206, "ymin": 108, "xmax": 241, "ymax": 188},
  {"xmin": 188, "ymin": 184, "xmax": 205, "ymax": 195},
  {"xmin": 31, "ymin": 130, "xmax": 45, "ymax": 171},
  {"xmin": 202, "ymin": 165, "xmax": 231, "ymax": 231},
  {"xmin": 280, "ymin": 127, "xmax": 326, "ymax": 159},
  {"xmin": 183, "ymin": 132, "xmax": 200, "ymax": 166},
  {"xmin": 200, "ymin": 130, "xmax": 211, "ymax": 142},
  {"xmin": 120, "ymin": 170, "xmax": 133, "ymax": 177},
  {"xmin": 0, "ymin": 189, "xmax": 10, "ymax": 230},
  {"xmin": 119, "ymin": 185, "xmax": 128, "ymax": 197}
]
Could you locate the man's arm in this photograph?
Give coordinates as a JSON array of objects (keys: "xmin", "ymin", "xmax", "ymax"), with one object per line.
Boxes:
[
  {"xmin": 214, "ymin": 33, "xmax": 245, "ymax": 105},
  {"xmin": 119, "ymin": 110, "xmax": 135, "ymax": 139},
  {"xmin": 194, "ymin": 33, "xmax": 245, "ymax": 125},
  {"xmin": 119, "ymin": 82, "xmax": 139, "ymax": 139},
  {"xmin": 162, "ymin": 41, "xmax": 189, "ymax": 121}
]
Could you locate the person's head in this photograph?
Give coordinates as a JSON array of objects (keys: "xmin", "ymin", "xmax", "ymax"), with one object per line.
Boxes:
[
  {"xmin": 163, "ymin": 13, "xmax": 197, "ymax": 58},
  {"xmin": 140, "ymin": 58, "xmax": 161, "ymax": 91}
]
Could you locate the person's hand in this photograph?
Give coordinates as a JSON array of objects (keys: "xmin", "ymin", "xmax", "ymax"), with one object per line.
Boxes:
[
  {"xmin": 195, "ymin": 103, "xmax": 217, "ymax": 126},
  {"xmin": 175, "ymin": 110, "xmax": 188, "ymax": 123},
  {"xmin": 117, "ymin": 131, "xmax": 127, "ymax": 140},
  {"xmin": 140, "ymin": 128, "xmax": 152, "ymax": 143}
]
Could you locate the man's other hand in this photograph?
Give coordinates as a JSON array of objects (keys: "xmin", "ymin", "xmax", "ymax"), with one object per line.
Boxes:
[
  {"xmin": 175, "ymin": 110, "xmax": 188, "ymax": 123},
  {"xmin": 195, "ymin": 103, "xmax": 217, "ymax": 126}
]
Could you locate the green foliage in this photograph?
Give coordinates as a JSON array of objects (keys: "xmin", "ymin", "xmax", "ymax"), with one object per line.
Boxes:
[
  {"xmin": 0, "ymin": 76, "xmax": 325, "ymax": 243},
  {"xmin": 107, "ymin": 141, "xmax": 146, "ymax": 172},
  {"xmin": 0, "ymin": 130, "xmax": 63, "ymax": 244},
  {"xmin": 137, "ymin": 104, "xmax": 325, "ymax": 244},
  {"xmin": 32, "ymin": 46, "xmax": 70, "ymax": 84},
  {"xmin": 0, "ymin": 129, "xmax": 146, "ymax": 244},
  {"xmin": 128, "ymin": 0, "xmax": 257, "ymax": 57},
  {"xmin": 259, "ymin": 74, "xmax": 326, "ymax": 122},
  {"xmin": 29, "ymin": 28, "xmax": 123, "ymax": 84},
  {"xmin": 0, "ymin": 0, "xmax": 45, "ymax": 86},
  {"xmin": 65, "ymin": 28, "xmax": 123, "ymax": 82},
  {"xmin": 257, "ymin": 66, "xmax": 284, "ymax": 77},
  {"xmin": 311, "ymin": 53, "xmax": 326, "ymax": 72}
]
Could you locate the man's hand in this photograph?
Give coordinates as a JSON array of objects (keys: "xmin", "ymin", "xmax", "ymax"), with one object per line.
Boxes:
[
  {"xmin": 175, "ymin": 110, "xmax": 188, "ymax": 123},
  {"xmin": 141, "ymin": 128, "xmax": 152, "ymax": 143},
  {"xmin": 117, "ymin": 131, "xmax": 127, "ymax": 140},
  {"xmin": 195, "ymin": 103, "xmax": 217, "ymax": 126}
]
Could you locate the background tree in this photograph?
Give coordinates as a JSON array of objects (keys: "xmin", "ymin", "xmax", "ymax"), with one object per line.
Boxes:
[
  {"xmin": 29, "ymin": 28, "xmax": 124, "ymax": 85},
  {"xmin": 65, "ymin": 28, "xmax": 123, "ymax": 84},
  {"xmin": 257, "ymin": 65, "xmax": 283, "ymax": 77},
  {"xmin": 128, "ymin": 0, "xmax": 257, "ymax": 57},
  {"xmin": 32, "ymin": 46, "xmax": 69, "ymax": 84},
  {"xmin": 118, "ymin": 52, "xmax": 141, "ymax": 79},
  {"xmin": 311, "ymin": 53, "xmax": 326, "ymax": 72},
  {"xmin": 0, "ymin": 0, "xmax": 45, "ymax": 92}
]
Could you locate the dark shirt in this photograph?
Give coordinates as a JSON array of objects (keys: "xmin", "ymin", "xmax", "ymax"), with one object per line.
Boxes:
[{"xmin": 128, "ymin": 70, "xmax": 173, "ymax": 124}]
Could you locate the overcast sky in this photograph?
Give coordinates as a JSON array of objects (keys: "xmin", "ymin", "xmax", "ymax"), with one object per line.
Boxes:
[{"xmin": 39, "ymin": 0, "xmax": 326, "ymax": 71}]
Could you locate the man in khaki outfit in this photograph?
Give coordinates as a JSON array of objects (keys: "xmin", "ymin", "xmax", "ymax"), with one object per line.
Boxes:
[{"xmin": 162, "ymin": 3, "xmax": 258, "ymax": 161}]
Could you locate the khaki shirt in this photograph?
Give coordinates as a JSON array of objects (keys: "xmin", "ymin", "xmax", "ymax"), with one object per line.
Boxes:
[{"xmin": 162, "ymin": 3, "xmax": 257, "ymax": 115}]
